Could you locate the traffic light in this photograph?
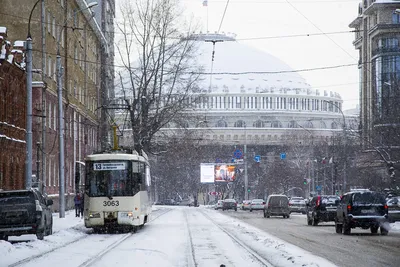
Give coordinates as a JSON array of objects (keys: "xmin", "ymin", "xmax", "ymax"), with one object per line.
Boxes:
[
  {"xmin": 247, "ymin": 188, "xmax": 251, "ymax": 192},
  {"xmin": 303, "ymin": 178, "xmax": 307, "ymax": 185}
]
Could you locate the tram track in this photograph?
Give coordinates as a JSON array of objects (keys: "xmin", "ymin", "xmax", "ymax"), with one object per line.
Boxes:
[
  {"xmin": 8, "ymin": 208, "xmax": 172, "ymax": 267},
  {"xmin": 183, "ymin": 210, "xmax": 198, "ymax": 267},
  {"xmin": 199, "ymin": 209, "xmax": 274, "ymax": 267}
]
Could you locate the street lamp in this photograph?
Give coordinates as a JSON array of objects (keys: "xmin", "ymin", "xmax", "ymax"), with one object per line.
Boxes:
[
  {"xmin": 56, "ymin": 2, "xmax": 98, "ymax": 218},
  {"xmin": 323, "ymin": 100, "xmax": 347, "ymax": 192}
]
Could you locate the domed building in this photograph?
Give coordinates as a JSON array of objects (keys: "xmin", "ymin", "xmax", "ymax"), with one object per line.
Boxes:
[{"xmin": 159, "ymin": 33, "xmax": 354, "ymax": 146}]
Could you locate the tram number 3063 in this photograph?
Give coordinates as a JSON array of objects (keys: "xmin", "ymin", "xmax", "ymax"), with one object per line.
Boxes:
[{"xmin": 103, "ymin": 200, "xmax": 120, "ymax": 206}]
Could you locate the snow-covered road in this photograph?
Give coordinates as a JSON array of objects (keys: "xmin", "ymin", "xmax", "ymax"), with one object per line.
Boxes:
[{"xmin": 1, "ymin": 206, "xmax": 339, "ymax": 267}]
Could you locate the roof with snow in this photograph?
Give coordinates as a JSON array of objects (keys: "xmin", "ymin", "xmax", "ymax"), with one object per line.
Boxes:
[{"xmin": 193, "ymin": 33, "xmax": 339, "ymax": 98}]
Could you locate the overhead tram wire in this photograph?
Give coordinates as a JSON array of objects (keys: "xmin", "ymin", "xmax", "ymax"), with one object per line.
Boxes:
[
  {"xmin": 33, "ymin": 46, "xmax": 398, "ymax": 75},
  {"xmin": 0, "ymin": 11, "xmax": 362, "ymax": 42}
]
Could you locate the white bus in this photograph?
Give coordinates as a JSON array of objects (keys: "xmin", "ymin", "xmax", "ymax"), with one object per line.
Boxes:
[{"xmin": 83, "ymin": 149, "xmax": 152, "ymax": 233}]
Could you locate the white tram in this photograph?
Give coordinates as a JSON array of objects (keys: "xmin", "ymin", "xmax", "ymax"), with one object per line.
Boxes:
[{"xmin": 83, "ymin": 149, "xmax": 152, "ymax": 232}]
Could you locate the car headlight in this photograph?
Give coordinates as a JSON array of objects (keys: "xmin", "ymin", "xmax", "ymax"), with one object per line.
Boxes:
[{"xmin": 89, "ymin": 212, "xmax": 101, "ymax": 218}]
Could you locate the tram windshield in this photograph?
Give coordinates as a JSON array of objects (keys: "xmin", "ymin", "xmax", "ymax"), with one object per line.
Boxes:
[{"xmin": 85, "ymin": 160, "xmax": 146, "ymax": 197}]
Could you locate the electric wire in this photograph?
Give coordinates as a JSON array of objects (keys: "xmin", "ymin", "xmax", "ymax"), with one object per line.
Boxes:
[{"xmin": 217, "ymin": 0, "xmax": 231, "ymax": 34}]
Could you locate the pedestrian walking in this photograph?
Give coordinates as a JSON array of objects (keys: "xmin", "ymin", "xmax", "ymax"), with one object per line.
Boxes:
[
  {"xmin": 74, "ymin": 193, "xmax": 82, "ymax": 217},
  {"xmin": 79, "ymin": 193, "xmax": 84, "ymax": 218}
]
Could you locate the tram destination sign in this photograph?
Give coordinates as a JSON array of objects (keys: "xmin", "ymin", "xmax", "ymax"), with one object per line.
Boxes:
[{"xmin": 94, "ymin": 162, "xmax": 126, "ymax": 171}]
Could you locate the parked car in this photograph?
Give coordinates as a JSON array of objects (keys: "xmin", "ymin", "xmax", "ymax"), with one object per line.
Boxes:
[
  {"xmin": 222, "ymin": 199, "xmax": 237, "ymax": 211},
  {"xmin": 306, "ymin": 195, "xmax": 340, "ymax": 226},
  {"xmin": 387, "ymin": 196, "xmax": 400, "ymax": 222},
  {"xmin": 250, "ymin": 199, "xmax": 265, "ymax": 212},
  {"xmin": 289, "ymin": 197, "xmax": 306, "ymax": 214},
  {"xmin": 264, "ymin": 195, "xmax": 290, "ymax": 218},
  {"xmin": 241, "ymin": 200, "xmax": 251, "ymax": 210},
  {"xmin": 214, "ymin": 200, "xmax": 224, "ymax": 210},
  {"xmin": 0, "ymin": 189, "xmax": 53, "ymax": 241},
  {"xmin": 335, "ymin": 191, "xmax": 389, "ymax": 235}
]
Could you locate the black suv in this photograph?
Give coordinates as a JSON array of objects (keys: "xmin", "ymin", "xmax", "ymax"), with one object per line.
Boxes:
[
  {"xmin": 335, "ymin": 191, "xmax": 389, "ymax": 235},
  {"xmin": 0, "ymin": 189, "xmax": 53, "ymax": 241},
  {"xmin": 306, "ymin": 195, "xmax": 340, "ymax": 226}
]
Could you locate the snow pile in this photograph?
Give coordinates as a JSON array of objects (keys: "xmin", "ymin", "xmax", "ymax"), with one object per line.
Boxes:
[{"xmin": 390, "ymin": 221, "xmax": 400, "ymax": 232}]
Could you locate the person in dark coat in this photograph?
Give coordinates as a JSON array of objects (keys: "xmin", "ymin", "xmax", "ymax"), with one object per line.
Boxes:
[
  {"xmin": 79, "ymin": 193, "xmax": 84, "ymax": 218},
  {"xmin": 74, "ymin": 193, "xmax": 82, "ymax": 217}
]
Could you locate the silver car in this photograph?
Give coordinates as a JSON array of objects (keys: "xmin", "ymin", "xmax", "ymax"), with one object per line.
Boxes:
[
  {"xmin": 387, "ymin": 197, "xmax": 400, "ymax": 222},
  {"xmin": 250, "ymin": 199, "xmax": 265, "ymax": 212},
  {"xmin": 289, "ymin": 197, "xmax": 306, "ymax": 214}
]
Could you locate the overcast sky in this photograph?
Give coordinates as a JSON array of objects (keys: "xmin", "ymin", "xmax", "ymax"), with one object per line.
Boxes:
[{"xmin": 181, "ymin": 0, "xmax": 361, "ymax": 110}]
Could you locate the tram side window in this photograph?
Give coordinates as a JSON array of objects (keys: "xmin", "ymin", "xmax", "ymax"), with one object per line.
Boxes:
[{"xmin": 132, "ymin": 161, "xmax": 146, "ymax": 191}]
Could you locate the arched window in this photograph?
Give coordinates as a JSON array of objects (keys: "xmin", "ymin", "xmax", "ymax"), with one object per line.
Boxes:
[
  {"xmin": 331, "ymin": 122, "xmax": 338, "ymax": 129},
  {"xmin": 216, "ymin": 120, "xmax": 228, "ymax": 127},
  {"xmin": 253, "ymin": 120, "xmax": 264, "ymax": 128},
  {"xmin": 320, "ymin": 121, "xmax": 326, "ymax": 129},
  {"xmin": 271, "ymin": 121, "xmax": 282, "ymax": 128},
  {"xmin": 288, "ymin": 120, "xmax": 297, "ymax": 128},
  {"xmin": 304, "ymin": 121, "xmax": 313, "ymax": 129},
  {"xmin": 234, "ymin": 120, "xmax": 246, "ymax": 127}
]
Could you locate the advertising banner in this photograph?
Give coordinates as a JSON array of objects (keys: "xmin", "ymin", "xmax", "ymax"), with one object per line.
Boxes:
[
  {"xmin": 200, "ymin": 163, "xmax": 215, "ymax": 183},
  {"xmin": 214, "ymin": 164, "xmax": 236, "ymax": 182}
]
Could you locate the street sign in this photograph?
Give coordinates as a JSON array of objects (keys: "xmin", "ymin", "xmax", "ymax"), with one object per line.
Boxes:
[
  {"xmin": 316, "ymin": 185, "xmax": 322, "ymax": 190},
  {"xmin": 307, "ymin": 178, "xmax": 311, "ymax": 183},
  {"xmin": 233, "ymin": 149, "xmax": 243, "ymax": 159},
  {"xmin": 254, "ymin": 155, "xmax": 261, "ymax": 162},
  {"xmin": 280, "ymin": 153, "xmax": 286, "ymax": 160},
  {"xmin": 215, "ymin": 158, "xmax": 222, "ymax": 163}
]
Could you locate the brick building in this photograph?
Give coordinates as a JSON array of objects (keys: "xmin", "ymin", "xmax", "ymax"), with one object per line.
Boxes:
[
  {"xmin": 0, "ymin": 27, "xmax": 26, "ymax": 190},
  {"xmin": 0, "ymin": 1, "xmax": 113, "ymax": 209}
]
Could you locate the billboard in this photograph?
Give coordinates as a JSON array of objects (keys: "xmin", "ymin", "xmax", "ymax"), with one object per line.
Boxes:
[
  {"xmin": 214, "ymin": 164, "xmax": 236, "ymax": 182},
  {"xmin": 200, "ymin": 163, "xmax": 215, "ymax": 183}
]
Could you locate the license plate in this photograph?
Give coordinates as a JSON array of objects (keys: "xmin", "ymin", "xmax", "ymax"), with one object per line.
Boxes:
[{"xmin": 361, "ymin": 209, "xmax": 372, "ymax": 213}]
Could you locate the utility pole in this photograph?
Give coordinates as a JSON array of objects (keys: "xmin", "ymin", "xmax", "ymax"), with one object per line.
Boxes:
[
  {"xmin": 40, "ymin": 0, "xmax": 46, "ymax": 194},
  {"xmin": 244, "ymin": 143, "xmax": 248, "ymax": 200}
]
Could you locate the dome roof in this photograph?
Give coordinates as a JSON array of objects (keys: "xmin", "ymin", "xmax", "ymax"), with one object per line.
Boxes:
[{"xmin": 194, "ymin": 33, "xmax": 312, "ymax": 94}]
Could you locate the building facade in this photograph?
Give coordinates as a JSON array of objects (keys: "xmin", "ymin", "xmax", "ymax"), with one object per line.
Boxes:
[
  {"xmin": 0, "ymin": 28, "xmax": 26, "ymax": 190},
  {"xmin": 350, "ymin": 0, "xmax": 400, "ymax": 148},
  {"xmin": 0, "ymin": 1, "xmax": 111, "ymax": 204},
  {"xmin": 155, "ymin": 34, "xmax": 357, "ymax": 146}
]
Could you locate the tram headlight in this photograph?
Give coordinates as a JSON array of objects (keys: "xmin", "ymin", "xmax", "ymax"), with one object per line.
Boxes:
[
  {"xmin": 89, "ymin": 212, "xmax": 101, "ymax": 218},
  {"xmin": 121, "ymin": 212, "xmax": 133, "ymax": 218}
]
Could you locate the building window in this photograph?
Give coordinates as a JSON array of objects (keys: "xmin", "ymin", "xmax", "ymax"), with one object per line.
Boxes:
[
  {"xmin": 48, "ymin": 56, "xmax": 51, "ymax": 77},
  {"xmin": 48, "ymin": 102, "xmax": 52, "ymax": 129},
  {"xmin": 393, "ymin": 11, "xmax": 400, "ymax": 24},
  {"xmin": 234, "ymin": 120, "xmax": 246, "ymax": 127},
  {"xmin": 253, "ymin": 120, "xmax": 264, "ymax": 128},
  {"xmin": 288, "ymin": 120, "xmax": 297, "ymax": 128},
  {"xmin": 52, "ymin": 16, "xmax": 56, "ymax": 38},
  {"xmin": 54, "ymin": 105, "xmax": 57, "ymax": 130},
  {"xmin": 271, "ymin": 121, "xmax": 282, "ymax": 128},
  {"xmin": 215, "ymin": 120, "xmax": 228, "ymax": 127},
  {"xmin": 47, "ymin": 11, "xmax": 51, "ymax": 33}
]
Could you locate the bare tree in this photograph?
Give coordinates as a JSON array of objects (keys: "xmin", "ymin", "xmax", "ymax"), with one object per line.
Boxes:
[{"xmin": 115, "ymin": 0, "xmax": 202, "ymax": 152}]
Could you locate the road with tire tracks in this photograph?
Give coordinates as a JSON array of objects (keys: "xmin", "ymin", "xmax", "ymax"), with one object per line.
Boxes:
[{"xmin": 222, "ymin": 209, "xmax": 400, "ymax": 267}]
